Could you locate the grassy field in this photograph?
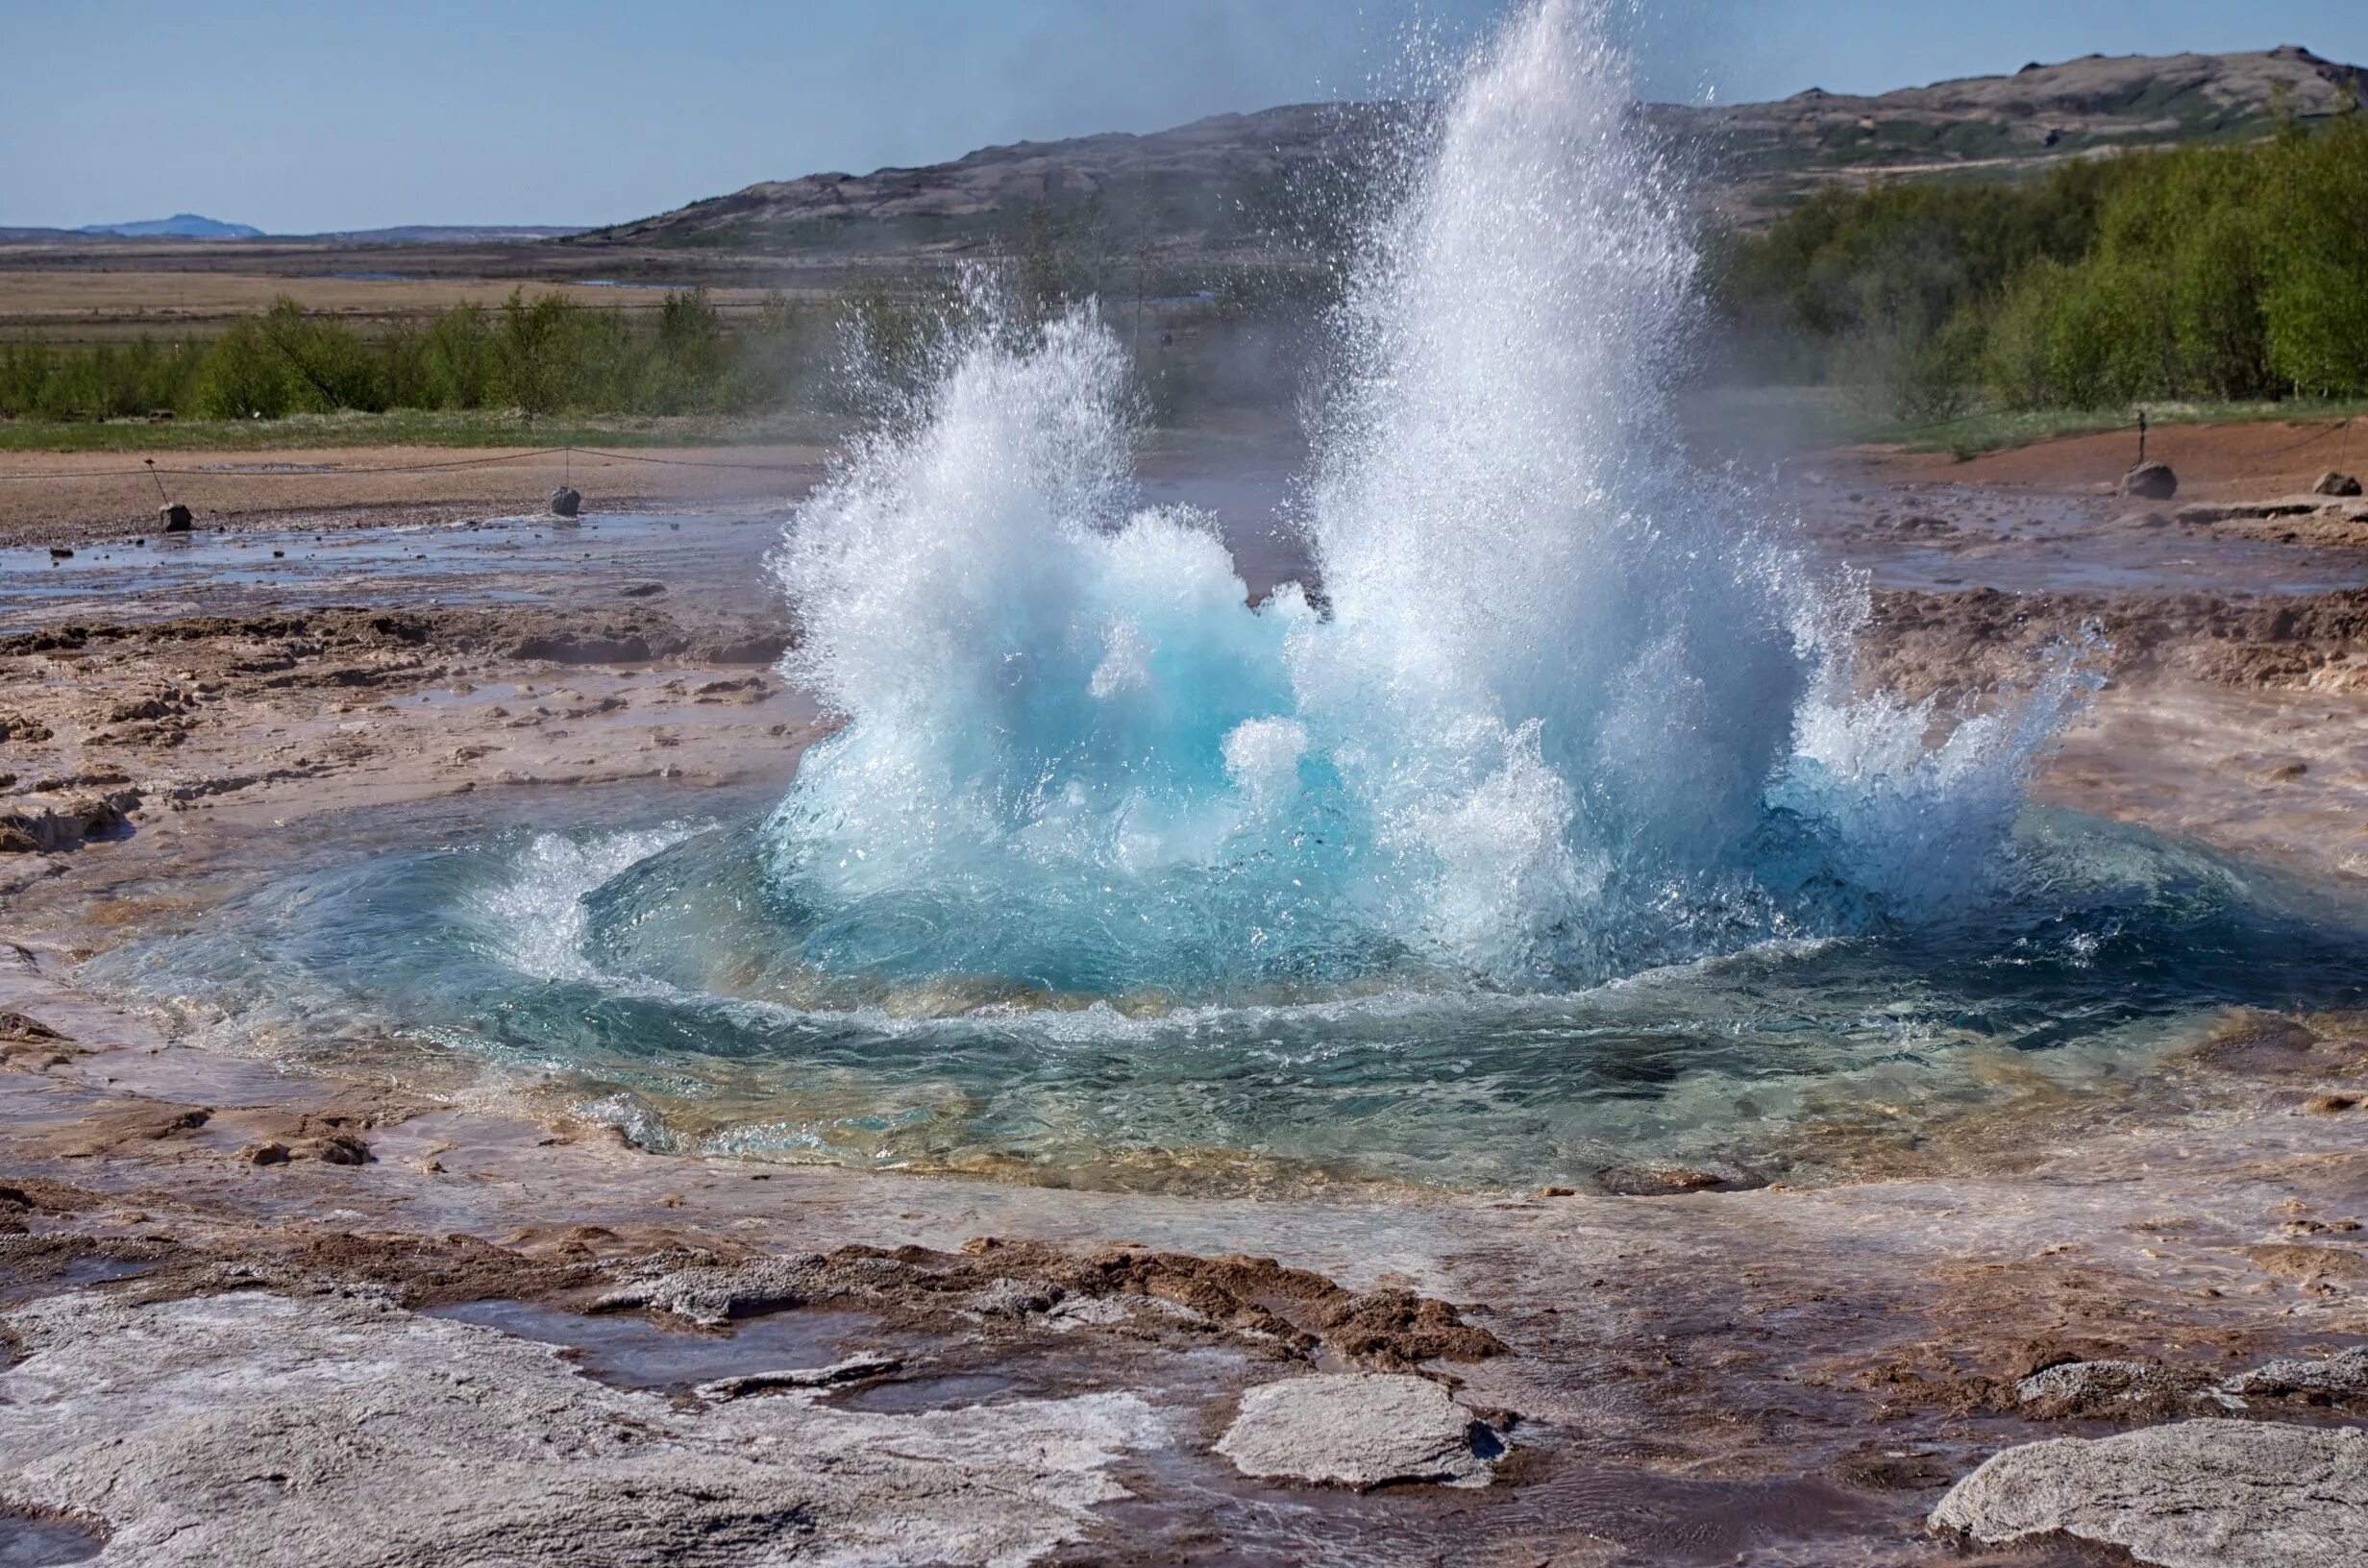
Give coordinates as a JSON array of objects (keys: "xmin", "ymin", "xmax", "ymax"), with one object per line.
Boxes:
[{"xmin": 0, "ymin": 268, "xmax": 800, "ymax": 347}]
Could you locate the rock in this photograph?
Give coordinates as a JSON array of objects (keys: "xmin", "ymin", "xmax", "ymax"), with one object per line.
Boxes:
[
  {"xmin": 2222, "ymin": 1345, "xmax": 2368, "ymax": 1400},
  {"xmin": 1931, "ymin": 1420, "xmax": 2368, "ymax": 1567},
  {"xmin": 2013, "ymin": 1359, "xmax": 2167, "ymax": 1408},
  {"xmin": 2244, "ymin": 1242, "xmax": 2368, "ymax": 1283},
  {"xmin": 2174, "ymin": 499, "xmax": 2320, "ymax": 524},
  {"xmin": 510, "ymin": 634, "xmax": 653, "ymax": 665},
  {"xmin": 696, "ymin": 633, "xmax": 792, "ymax": 666},
  {"xmin": 593, "ymin": 1253, "xmax": 827, "ymax": 1326},
  {"xmin": 240, "ymin": 1140, "xmax": 291, "ymax": 1166},
  {"xmin": 0, "ymin": 1287, "xmax": 1157, "ymax": 1567},
  {"xmin": 698, "ymin": 1351, "xmax": 902, "ymax": 1400},
  {"xmin": 2122, "ymin": 461, "xmax": 2179, "ymax": 500},
  {"xmin": 0, "ymin": 791, "xmax": 137, "ymax": 854},
  {"xmin": 0, "ymin": 1012, "xmax": 66, "ymax": 1044},
  {"xmin": 1214, "ymin": 1373, "xmax": 1500, "ymax": 1489},
  {"xmin": 549, "ymin": 485, "xmax": 582, "ymax": 518},
  {"xmin": 308, "ymin": 1131, "xmax": 372, "ymax": 1165},
  {"xmin": 970, "ymin": 1276, "xmax": 1064, "ymax": 1318},
  {"xmin": 158, "ymin": 502, "xmax": 193, "ymax": 532},
  {"xmin": 1596, "ymin": 1162, "xmax": 1765, "ymax": 1195},
  {"xmin": 2313, "ymin": 471, "xmax": 2364, "ymax": 498}
]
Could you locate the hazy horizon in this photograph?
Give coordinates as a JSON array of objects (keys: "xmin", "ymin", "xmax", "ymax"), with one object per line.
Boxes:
[{"xmin": 8, "ymin": 0, "xmax": 2367, "ymax": 233}]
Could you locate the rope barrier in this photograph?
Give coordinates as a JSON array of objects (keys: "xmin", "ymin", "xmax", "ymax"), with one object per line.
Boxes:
[
  {"xmin": 1868, "ymin": 410, "xmax": 2360, "ymax": 452},
  {"xmin": 2235, "ymin": 416, "xmax": 2356, "ymax": 458},
  {"xmin": 570, "ymin": 447, "xmax": 814, "ymax": 473}
]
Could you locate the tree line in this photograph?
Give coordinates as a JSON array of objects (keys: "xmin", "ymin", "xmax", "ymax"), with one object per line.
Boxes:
[
  {"xmin": 1707, "ymin": 115, "xmax": 2368, "ymax": 417},
  {"xmin": 0, "ymin": 287, "xmax": 831, "ymax": 423}
]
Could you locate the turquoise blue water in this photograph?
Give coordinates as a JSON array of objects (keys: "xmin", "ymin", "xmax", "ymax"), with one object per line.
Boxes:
[{"xmin": 80, "ymin": 803, "xmax": 2368, "ymax": 1188}]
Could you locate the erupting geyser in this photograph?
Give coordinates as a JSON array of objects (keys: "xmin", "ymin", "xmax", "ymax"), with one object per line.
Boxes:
[
  {"xmin": 109, "ymin": 0, "xmax": 2366, "ymax": 1190},
  {"xmin": 745, "ymin": 0, "xmax": 2088, "ymax": 1000}
]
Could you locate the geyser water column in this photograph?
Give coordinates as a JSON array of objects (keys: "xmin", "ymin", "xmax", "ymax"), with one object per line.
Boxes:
[
  {"xmin": 756, "ymin": 0, "xmax": 2087, "ymax": 1001},
  {"xmin": 1299, "ymin": 0, "xmax": 1820, "ymax": 980}
]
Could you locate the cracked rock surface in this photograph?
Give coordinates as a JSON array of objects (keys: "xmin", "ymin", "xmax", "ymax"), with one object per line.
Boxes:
[
  {"xmin": 1213, "ymin": 1372, "xmax": 1497, "ymax": 1489},
  {"xmin": 0, "ymin": 1287, "xmax": 1161, "ymax": 1567},
  {"xmin": 1929, "ymin": 1418, "xmax": 2368, "ymax": 1568}
]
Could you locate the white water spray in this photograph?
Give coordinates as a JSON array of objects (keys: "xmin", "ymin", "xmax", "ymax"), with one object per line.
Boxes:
[{"xmin": 765, "ymin": 0, "xmax": 2090, "ymax": 996}]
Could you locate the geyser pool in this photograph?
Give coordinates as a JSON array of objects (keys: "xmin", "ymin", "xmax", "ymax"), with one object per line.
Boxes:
[{"xmin": 77, "ymin": 0, "xmax": 2368, "ymax": 1188}]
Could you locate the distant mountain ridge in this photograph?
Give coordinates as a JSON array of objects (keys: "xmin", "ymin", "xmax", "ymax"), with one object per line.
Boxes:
[
  {"xmin": 300, "ymin": 225, "xmax": 591, "ymax": 244},
  {"xmin": 1683, "ymin": 43, "xmax": 2367, "ymax": 198},
  {"xmin": 4, "ymin": 221, "xmax": 588, "ymax": 246},
  {"xmin": 580, "ymin": 44, "xmax": 2367, "ymax": 256},
  {"xmin": 80, "ymin": 213, "xmax": 262, "ymax": 238}
]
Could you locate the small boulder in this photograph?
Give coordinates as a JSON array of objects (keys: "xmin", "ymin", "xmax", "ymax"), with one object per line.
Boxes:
[
  {"xmin": 2222, "ymin": 1344, "xmax": 2368, "ymax": 1401},
  {"xmin": 307, "ymin": 1131, "xmax": 372, "ymax": 1165},
  {"xmin": 594, "ymin": 1253, "xmax": 827, "ymax": 1327},
  {"xmin": 159, "ymin": 502, "xmax": 193, "ymax": 532},
  {"xmin": 0, "ymin": 791, "xmax": 137, "ymax": 853},
  {"xmin": 2121, "ymin": 461, "xmax": 2179, "ymax": 500},
  {"xmin": 1215, "ymin": 1373, "xmax": 1500, "ymax": 1489},
  {"xmin": 2313, "ymin": 471, "xmax": 2364, "ymax": 498},
  {"xmin": 549, "ymin": 485, "xmax": 582, "ymax": 519},
  {"xmin": 698, "ymin": 1352, "xmax": 902, "ymax": 1401},
  {"xmin": 2013, "ymin": 1359, "xmax": 2168, "ymax": 1409},
  {"xmin": 1931, "ymin": 1420, "xmax": 2367, "ymax": 1567}
]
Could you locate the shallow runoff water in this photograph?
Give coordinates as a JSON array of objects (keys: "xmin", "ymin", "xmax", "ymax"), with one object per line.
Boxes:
[{"xmin": 84, "ymin": 0, "xmax": 2368, "ymax": 1190}]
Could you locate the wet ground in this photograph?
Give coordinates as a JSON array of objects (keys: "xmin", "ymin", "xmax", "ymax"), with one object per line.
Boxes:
[
  {"xmin": 1790, "ymin": 477, "xmax": 2368, "ymax": 595},
  {"xmin": 0, "ymin": 436, "xmax": 2364, "ymax": 1563},
  {"xmin": 0, "ymin": 507, "xmax": 795, "ymax": 630}
]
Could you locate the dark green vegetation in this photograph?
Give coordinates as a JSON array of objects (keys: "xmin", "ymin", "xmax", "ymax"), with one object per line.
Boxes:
[
  {"xmin": 0, "ymin": 288, "xmax": 831, "ymax": 425},
  {"xmin": 0, "ymin": 269, "xmax": 1313, "ymax": 452},
  {"xmin": 1710, "ymin": 116, "xmax": 2368, "ymax": 419}
]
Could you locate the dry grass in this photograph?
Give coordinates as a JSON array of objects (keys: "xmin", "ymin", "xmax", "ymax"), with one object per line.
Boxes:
[{"xmin": 0, "ymin": 269, "xmax": 790, "ymax": 343}]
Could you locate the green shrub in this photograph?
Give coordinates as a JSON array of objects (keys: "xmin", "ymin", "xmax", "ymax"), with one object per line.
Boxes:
[
  {"xmin": 189, "ymin": 321, "xmax": 301, "ymax": 419},
  {"xmin": 2260, "ymin": 118, "xmax": 2368, "ymax": 395},
  {"xmin": 1715, "ymin": 115, "xmax": 2368, "ymax": 412}
]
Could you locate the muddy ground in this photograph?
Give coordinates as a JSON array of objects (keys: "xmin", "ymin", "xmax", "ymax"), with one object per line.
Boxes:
[
  {"xmin": 0, "ymin": 443, "xmax": 826, "ymax": 543},
  {"xmin": 0, "ymin": 429, "xmax": 2363, "ymax": 1565}
]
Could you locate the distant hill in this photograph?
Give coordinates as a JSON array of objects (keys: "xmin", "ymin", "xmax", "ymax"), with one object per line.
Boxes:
[
  {"xmin": 1683, "ymin": 43, "xmax": 2368, "ymax": 209},
  {"xmin": 578, "ymin": 44, "xmax": 2367, "ymax": 258},
  {"xmin": 299, "ymin": 225, "xmax": 591, "ymax": 244},
  {"xmin": 1, "ymin": 222, "xmax": 586, "ymax": 248},
  {"xmin": 573, "ymin": 101, "xmax": 1410, "ymax": 260},
  {"xmin": 79, "ymin": 213, "xmax": 262, "ymax": 238}
]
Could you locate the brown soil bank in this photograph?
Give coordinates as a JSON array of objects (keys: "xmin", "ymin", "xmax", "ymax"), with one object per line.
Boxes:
[
  {"xmin": 1863, "ymin": 417, "xmax": 2367, "ymax": 500},
  {"xmin": 0, "ymin": 444, "xmax": 825, "ymax": 545}
]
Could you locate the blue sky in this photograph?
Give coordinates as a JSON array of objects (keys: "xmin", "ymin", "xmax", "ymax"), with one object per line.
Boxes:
[{"xmin": 5, "ymin": 1, "xmax": 2364, "ymax": 233}]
